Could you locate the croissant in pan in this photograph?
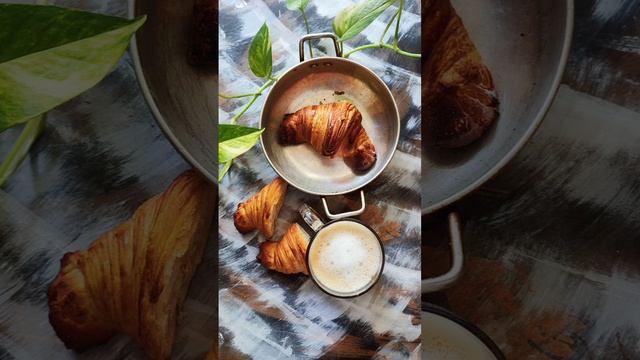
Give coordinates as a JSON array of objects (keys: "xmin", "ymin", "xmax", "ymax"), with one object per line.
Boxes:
[
  {"xmin": 422, "ymin": 0, "xmax": 499, "ymax": 148},
  {"xmin": 234, "ymin": 177, "xmax": 288, "ymax": 239},
  {"xmin": 279, "ymin": 102, "xmax": 377, "ymax": 171},
  {"xmin": 47, "ymin": 170, "xmax": 215, "ymax": 359},
  {"xmin": 258, "ymin": 223, "xmax": 310, "ymax": 275}
]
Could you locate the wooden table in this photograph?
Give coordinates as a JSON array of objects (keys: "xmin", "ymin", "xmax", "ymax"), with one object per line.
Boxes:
[
  {"xmin": 218, "ymin": 0, "xmax": 422, "ymax": 358},
  {"xmin": 424, "ymin": 0, "xmax": 640, "ymax": 358}
]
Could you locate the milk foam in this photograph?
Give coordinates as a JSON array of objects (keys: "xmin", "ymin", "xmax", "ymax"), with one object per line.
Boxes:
[{"xmin": 309, "ymin": 221, "xmax": 383, "ymax": 295}]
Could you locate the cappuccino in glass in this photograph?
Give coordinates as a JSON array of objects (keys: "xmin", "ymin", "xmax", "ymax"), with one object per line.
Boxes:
[{"xmin": 308, "ymin": 220, "xmax": 383, "ymax": 297}]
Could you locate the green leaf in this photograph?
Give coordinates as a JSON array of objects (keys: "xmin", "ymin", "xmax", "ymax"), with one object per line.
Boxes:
[
  {"xmin": 248, "ymin": 23, "xmax": 272, "ymax": 79},
  {"xmin": 0, "ymin": 4, "xmax": 146, "ymax": 132},
  {"xmin": 286, "ymin": 0, "xmax": 310, "ymax": 11},
  {"xmin": 218, "ymin": 124, "xmax": 265, "ymax": 163},
  {"xmin": 333, "ymin": 0, "xmax": 395, "ymax": 42}
]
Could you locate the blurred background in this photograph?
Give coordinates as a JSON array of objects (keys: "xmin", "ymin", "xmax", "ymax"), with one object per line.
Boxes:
[{"xmin": 424, "ymin": 0, "xmax": 640, "ymax": 358}]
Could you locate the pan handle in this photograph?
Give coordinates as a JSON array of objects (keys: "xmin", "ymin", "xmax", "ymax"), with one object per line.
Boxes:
[
  {"xmin": 422, "ymin": 212, "xmax": 464, "ymax": 293},
  {"xmin": 299, "ymin": 32, "xmax": 343, "ymax": 61},
  {"xmin": 322, "ymin": 190, "xmax": 365, "ymax": 220}
]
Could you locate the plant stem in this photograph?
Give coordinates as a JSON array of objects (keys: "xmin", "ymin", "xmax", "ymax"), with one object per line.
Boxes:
[
  {"xmin": 0, "ymin": 115, "xmax": 46, "ymax": 187},
  {"xmin": 219, "ymin": 92, "xmax": 258, "ymax": 99},
  {"xmin": 220, "ymin": 75, "xmax": 278, "ymax": 100},
  {"xmin": 343, "ymin": 1, "xmax": 418, "ymax": 60},
  {"xmin": 219, "ymin": 76, "xmax": 277, "ymax": 181},
  {"xmin": 230, "ymin": 78, "xmax": 275, "ymax": 124},
  {"xmin": 393, "ymin": 0, "xmax": 404, "ymax": 47},
  {"xmin": 344, "ymin": 43, "xmax": 384, "ymax": 57},
  {"xmin": 379, "ymin": 10, "xmax": 399, "ymax": 44},
  {"xmin": 218, "ymin": 160, "xmax": 232, "ymax": 181},
  {"xmin": 343, "ymin": 42, "xmax": 420, "ymax": 59},
  {"xmin": 301, "ymin": 8, "xmax": 313, "ymax": 58}
]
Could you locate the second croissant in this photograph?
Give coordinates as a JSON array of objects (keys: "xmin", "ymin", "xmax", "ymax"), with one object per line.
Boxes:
[{"xmin": 279, "ymin": 102, "xmax": 377, "ymax": 171}]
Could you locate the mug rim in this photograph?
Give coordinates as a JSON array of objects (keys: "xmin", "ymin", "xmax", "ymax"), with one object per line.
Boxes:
[{"xmin": 305, "ymin": 218, "xmax": 386, "ymax": 299}]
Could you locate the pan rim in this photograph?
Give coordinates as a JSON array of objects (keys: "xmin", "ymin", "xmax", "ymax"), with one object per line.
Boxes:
[
  {"xmin": 128, "ymin": 0, "xmax": 217, "ymax": 185},
  {"xmin": 259, "ymin": 56, "xmax": 401, "ymax": 196},
  {"xmin": 422, "ymin": 0, "xmax": 575, "ymax": 215}
]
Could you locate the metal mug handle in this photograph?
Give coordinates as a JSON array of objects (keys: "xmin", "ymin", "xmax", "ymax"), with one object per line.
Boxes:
[
  {"xmin": 321, "ymin": 190, "xmax": 366, "ymax": 220},
  {"xmin": 299, "ymin": 32, "xmax": 343, "ymax": 62},
  {"xmin": 299, "ymin": 203, "xmax": 325, "ymax": 232},
  {"xmin": 422, "ymin": 212, "xmax": 464, "ymax": 293}
]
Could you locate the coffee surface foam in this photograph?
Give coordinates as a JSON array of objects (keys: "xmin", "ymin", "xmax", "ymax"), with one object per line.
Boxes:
[{"xmin": 309, "ymin": 221, "xmax": 383, "ymax": 295}]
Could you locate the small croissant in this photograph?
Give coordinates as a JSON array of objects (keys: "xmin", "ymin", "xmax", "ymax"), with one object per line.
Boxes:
[
  {"xmin": 234, "ymin": 177, "xmax": 288, "ymax": 239},
  {"xmin": 47, "ymin": 170, "xmax": 215, "ymax": 359},
  {"xmin": 279, "ymin": 102, "xmax": 377, "ymax": 171},
  {"xmin": 258, "ymin": 223, "xmax": 310, "ymax": 275}
]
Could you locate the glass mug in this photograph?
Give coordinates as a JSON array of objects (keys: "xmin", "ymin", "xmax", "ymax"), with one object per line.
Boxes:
[{"xmin": 299, "ymin": 204, "xmax": 385, "ymax": 298}]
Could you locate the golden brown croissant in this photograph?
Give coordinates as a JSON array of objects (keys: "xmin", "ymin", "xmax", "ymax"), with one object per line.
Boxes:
[
  {"xmin": 257, "ymin": 223, "xmax": 310, "ymax": 275},
  {"xmin": 234, "ymin": 177, "xmax": 288, "ymax": 239},
  {"xmin": 279, "ymin": 102, "xmax": 377, "ymax": 171},
  {"xmin": 423, "ymin": 0, "xmax": 499, "ymax": 148},
  {"xmin": 48, "ymin": 170, "xmax": 215, "ymax": 359}
]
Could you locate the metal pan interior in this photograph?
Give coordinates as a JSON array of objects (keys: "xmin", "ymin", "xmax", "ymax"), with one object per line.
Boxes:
[
  {"xmin": 422, "ymin": 0, "xmax": 573, "ymax": 213},
  {"xmin": 261, "ymin": 58, "xmax": 400, "ymax": 196},
  {"xmin": 130, "ymin": 0, "xmax": 217, "ymax": 184}
]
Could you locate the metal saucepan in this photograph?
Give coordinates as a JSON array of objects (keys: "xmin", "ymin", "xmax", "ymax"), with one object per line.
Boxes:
[
  {"xmin": 422, "ymin": 0, "xmax": 574, "ymax": 293},
  {"xmin": 129, "ymin": 0, "xmax": 573, "ymax": 290},
  {"xmin": 129, "ymin": 0, "xmax": 217, "ymax": 183},
  {"xmin": 260, "ymin": 33, "xmax": 400, "ymax": 219}
]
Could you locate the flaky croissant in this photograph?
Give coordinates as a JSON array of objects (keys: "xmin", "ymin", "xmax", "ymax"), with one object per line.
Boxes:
[
  {"xmin": 279, "ymin": 102, "xmax": 377, "ymax": 171},
  {"xmin": 234, "ymin": 177, "xmax": 288, "ymax": 239},
  {"xmin": 423, "ymin": 0, "xmax": 499, "ymax": 148},
  {"xmin": 48, "ymin": 170, "xmax": 215, "ymax": 359},
  {"xmin": 258, "ymin": 223, "xmax": 310, "ymax": 275}
]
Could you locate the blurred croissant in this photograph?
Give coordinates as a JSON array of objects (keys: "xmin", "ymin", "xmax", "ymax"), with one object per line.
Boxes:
[
  {"xmin": 258, "ymin": 223, "xmax": 310, "ymax": 275},
  {"xmin": 279, "ymin": 102, "xmax": 377, "ymax": 171},
  {"xmin": 422, "ymin": 0, "xmax": 499, "ymax": 148},
  {"xmin": 234, "ymin": 177, "xmax": 288, "ymax": 239},
  {"xmin": 48, "ymin": 170, "xmax": 215, "ymax": 359}
]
